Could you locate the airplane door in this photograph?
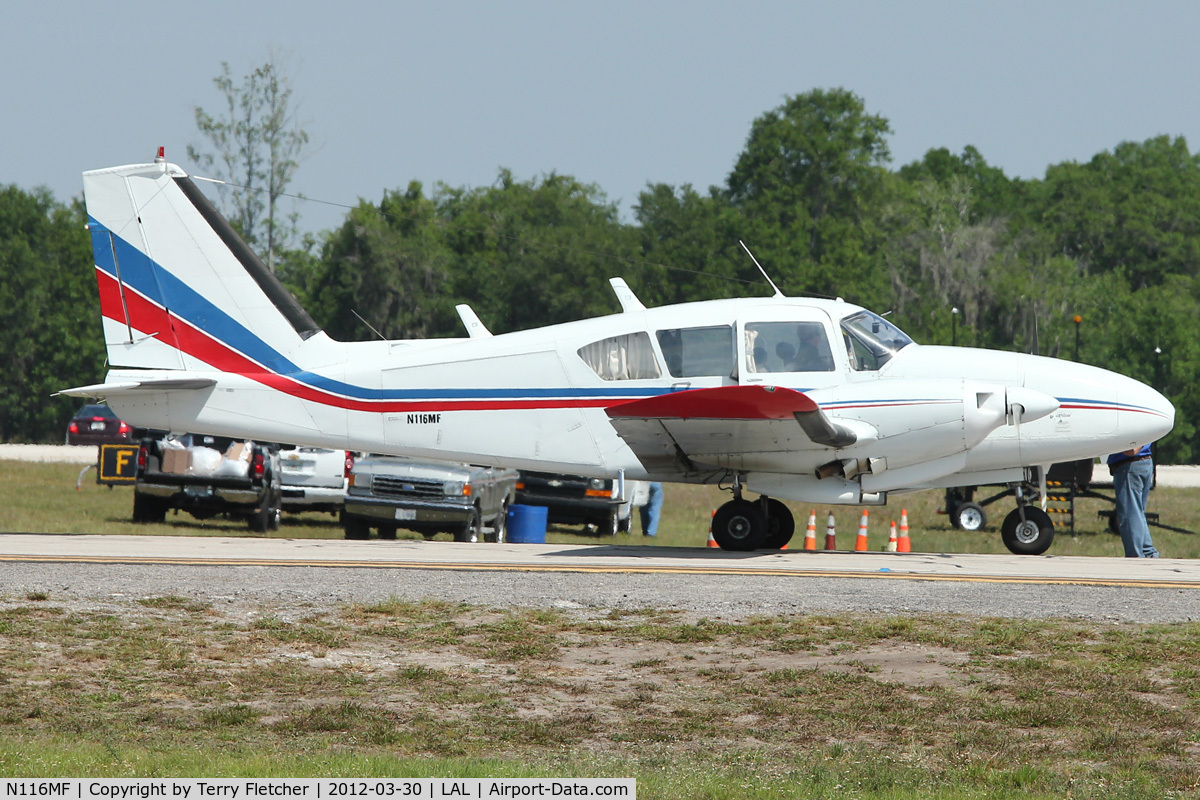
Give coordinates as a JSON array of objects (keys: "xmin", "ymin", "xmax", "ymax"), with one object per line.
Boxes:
[{"xmin": 737, "ymin": 309, "xmax": 844, "ymax": 390}]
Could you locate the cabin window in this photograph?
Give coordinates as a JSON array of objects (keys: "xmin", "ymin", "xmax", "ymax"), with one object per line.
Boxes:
[
  {"xmin": 577, "ymin": 332, "xmax": 661, "ymax": 381},
  {"xmin": 656, "ymin": 325, "xmax": 734, "ymax": 378},
  {"xmin": 840, "ymin": 310, "xmax": 913, "ymax": 371},
  {"xmin": 745, "ymin": 321, "xmax": 835, "ymax": 373}
]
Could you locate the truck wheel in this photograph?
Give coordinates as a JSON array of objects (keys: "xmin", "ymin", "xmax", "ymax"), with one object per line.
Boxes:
[
  {"xmin": 456, "ymin": 507, "xmax": 482, "ymax": 543},
  {"xmin": 1001, "ymin": 507, "xmax": 1055, "ymax": 555},
  {"xmin": 486, "ymin": 503, "xmax": 508, "ymax": 543},
  {"xmin": 378, "ymin": 525, "xmax": 398, "ymax": 540},
  {"xmin": 343, "ymin": 516, "xmax": 370, "ymax": 540},
  {"xmin": 132, "ymin": 492, "xmax": 167, "ymax": 524},
  {"xmin": 247, "ymin": 506, "xmax": 270, "ymax": 533}
]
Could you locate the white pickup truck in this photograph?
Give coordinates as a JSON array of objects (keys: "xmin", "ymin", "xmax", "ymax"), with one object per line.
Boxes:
[{"xmin": 278, "ymin": 446, "xmax": 351, "ymax": 515}]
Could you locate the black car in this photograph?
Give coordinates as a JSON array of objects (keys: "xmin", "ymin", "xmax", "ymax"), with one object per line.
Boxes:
[
  {"xmin": 65, "ymin": 403, "xmax": 133, "ymax": 446},
  {"xmin": 514, "ymin": 471, "xmax": 637, "ymax": 535}
]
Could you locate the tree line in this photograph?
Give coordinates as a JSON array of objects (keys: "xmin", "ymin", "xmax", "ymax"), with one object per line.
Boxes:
[{"xmin": 4, "ymin": 88, "xmax": 1199, "ymax": 462}]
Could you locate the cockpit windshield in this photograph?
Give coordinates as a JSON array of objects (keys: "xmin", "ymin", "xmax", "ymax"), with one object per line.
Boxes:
[{"xmin": 840, "ymin": 310, "xmax": 913, "ymax": 371}]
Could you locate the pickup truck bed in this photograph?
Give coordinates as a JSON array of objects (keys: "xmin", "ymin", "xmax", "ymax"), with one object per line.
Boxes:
[{"xmin": 132, "ymin": 434, "xmax": 282, "ymax": 531}]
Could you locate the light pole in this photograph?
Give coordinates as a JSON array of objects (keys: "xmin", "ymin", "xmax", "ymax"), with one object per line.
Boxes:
[{"xmin": 951, "ymin": 307, "xmax": 960, "ymax": 346}]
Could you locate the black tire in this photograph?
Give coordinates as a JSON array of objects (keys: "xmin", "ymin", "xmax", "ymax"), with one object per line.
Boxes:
[
  {"xmin": 603, "ymin": 510, "xmax": 619, "ymax": 537},
  {"xmin": 712, "ymin": 499, "xmax": 768, "ymax": 551},
  {"xmin": 762, "ymin": 498, "xmax": 795, "ymax": 549},
  {"xmin": 343, "ymin": 515, "xmax": 370, "ymax": 540},
  {"xmin": 953, "ymin": 501, "xmax": 987, "ymax": 532},
  {"xmin": 247, "ymin": 499, "xmax": 280, "ymax": 533},
  {"xmin": 378, "ymin": 524, "xmax": 398, "ymax": 540},
  {"xmin": 617, "ymin": 511, "xmax": 632, "ymax": 534},
  {"xmin": 132, "ymin": 492, "xmax": 167, "ymax": 524},
  {"xmin": 1001, "ymin": 506, "xmax": 1055, "ymax": 555},
  {"xmin": 486, "ymin": 503, "xmax": 508, "ymax": 543},
  {"xmin": 455, "ymin": 506, "xmax": 482, "ymax": 543}
]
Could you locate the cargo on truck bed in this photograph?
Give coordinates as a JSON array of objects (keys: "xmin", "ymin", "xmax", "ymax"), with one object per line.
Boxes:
[{"xmin": 132, "ymin": 433, "xmax": 282, "ymax": 531}]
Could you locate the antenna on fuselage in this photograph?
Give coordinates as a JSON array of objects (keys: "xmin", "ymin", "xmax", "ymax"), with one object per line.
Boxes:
[
  {"xmin": 351, "ymin": 309, "xmax": 387, "ymax": 341},
  {"xmin": 739, "ymin": 240, "xmax": 785, "ymax": 298}
]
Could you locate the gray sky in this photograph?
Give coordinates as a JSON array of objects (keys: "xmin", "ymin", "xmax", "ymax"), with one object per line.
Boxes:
[{"xmin": 5, "ymin": 1, "xmax": 1200, "ymax": 234}]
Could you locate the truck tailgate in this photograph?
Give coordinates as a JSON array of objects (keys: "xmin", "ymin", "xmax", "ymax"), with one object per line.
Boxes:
[{"xmin": 280, "ymin": 447, "xmax": 346, "ymax": 489}]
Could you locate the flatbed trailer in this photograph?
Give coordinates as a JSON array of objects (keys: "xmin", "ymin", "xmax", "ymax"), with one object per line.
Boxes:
[{"xmin": 941, "ymin": 459, "xmax": 1193, "ymax": 554}]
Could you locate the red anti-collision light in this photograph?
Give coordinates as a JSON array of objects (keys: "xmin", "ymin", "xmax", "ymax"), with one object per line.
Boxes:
[{"xmin": 344, "ymin": 452, "xmax": 355, "ymax": 479}]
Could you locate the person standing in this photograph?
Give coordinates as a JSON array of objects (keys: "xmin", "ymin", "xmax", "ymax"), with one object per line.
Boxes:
[
  {"xmin": 1107, "ymin": 444, "xmax": 1158, "ymax": 558},
  {"xmin": 640, "ymin": 482, "xmax": 664, "ymax": 537}
]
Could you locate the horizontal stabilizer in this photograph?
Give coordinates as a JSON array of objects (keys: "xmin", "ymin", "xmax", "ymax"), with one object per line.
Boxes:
[{"xmin": 56, "ymin": 377, "xmax": 217, "ymax": 398}]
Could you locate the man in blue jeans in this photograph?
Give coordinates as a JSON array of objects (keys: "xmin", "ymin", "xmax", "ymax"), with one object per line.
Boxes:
[
  {"xmin": 640, "ymin": 482, "xmax": 664, "ymax": 537},
  {"xmin": 1107, "ymin": 445, "xmax": 1158, "ymax": 557}
]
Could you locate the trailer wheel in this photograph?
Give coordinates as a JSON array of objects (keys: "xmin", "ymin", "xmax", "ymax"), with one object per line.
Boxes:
[
  {"xmin": 953, "ymin": 501, "xmax": 987, "ymax": 532},
  {"xmin": 1001, "ymin": 507, "xmax": 1054, "ymax": 555}
]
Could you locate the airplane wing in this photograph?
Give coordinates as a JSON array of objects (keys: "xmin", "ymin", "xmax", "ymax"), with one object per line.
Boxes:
[{"xmin": 605, "ymin": 385, "xmax": 868, "ymax": 476}]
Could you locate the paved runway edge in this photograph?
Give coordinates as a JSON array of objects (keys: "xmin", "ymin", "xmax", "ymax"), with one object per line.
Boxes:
[{"xmin": 2, "ymin": 533, "xmax": 1198, "ymax": 590}]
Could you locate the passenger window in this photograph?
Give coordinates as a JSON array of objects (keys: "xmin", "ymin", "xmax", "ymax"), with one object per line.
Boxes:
[
  {"xmin": 656, "ymin": 326, "xmax": 734, "ymax": 378},
  {"xmin": 577, "ymin": 332, "xmax": 661, "ymax": 381},
  {"xmin": 745, "ymin": 321, "xmax": 834, "ymax": 373}
]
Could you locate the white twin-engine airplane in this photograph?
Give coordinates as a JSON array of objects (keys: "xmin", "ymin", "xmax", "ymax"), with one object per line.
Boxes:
[{"xmin": 62, "ymin": 153, "xmax": 1174, "ymax": 554}]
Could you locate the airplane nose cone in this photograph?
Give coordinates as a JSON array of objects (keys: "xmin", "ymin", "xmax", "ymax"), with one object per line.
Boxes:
[{"xmin": 1118, "ymin": 378, "xmax": 1175, "ymax": 445}]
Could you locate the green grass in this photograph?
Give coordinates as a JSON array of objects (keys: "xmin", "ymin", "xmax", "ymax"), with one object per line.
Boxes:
[
  {"xmin": 3, "ymin": 458, "xmax": 1200, "ymax": 796},
  {"xmin": 0, "ymin": 600, "xmax": 1197, "ymax": 797},
  {"xmin": 5, "ymin": 460, "xmax": 1199, "ymax": 557}
]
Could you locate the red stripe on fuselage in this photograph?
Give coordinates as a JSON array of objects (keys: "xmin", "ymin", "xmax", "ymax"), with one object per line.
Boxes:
[{"xmin": 96, "ymin": 269, "xmax": 623, "ymax": 414}]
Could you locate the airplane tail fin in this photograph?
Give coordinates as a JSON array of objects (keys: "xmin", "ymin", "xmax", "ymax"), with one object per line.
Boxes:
[{"xmin": 83, "ymin": 149, "xmax": 321, "ymax": 374}]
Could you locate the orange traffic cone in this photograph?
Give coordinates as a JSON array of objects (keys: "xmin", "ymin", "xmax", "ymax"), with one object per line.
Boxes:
[
  {"xmin": 825, "ymin": 511, "xmax": 837, "ymax": 550},
  {"xmin": 898, "ymin": 508, "xmax": 911, "ymax": 553},
  {"xmin": 707, "ymin": 509, "xmax": 719, "ymax": 547},
  {"xmin": 855, "ymin": 509, "xmax": 869, "ymax": 552},
  {"xmin": 804, "ymin": 510, "xmax": 817, "ymax": 551},
  {"xmin": 886, "ymin": 521, "xmax": 898, "ymax": 552}
]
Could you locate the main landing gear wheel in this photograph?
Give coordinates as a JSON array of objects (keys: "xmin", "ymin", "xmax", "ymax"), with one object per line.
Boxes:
[
  {"xmin": 762, "ymin": 498, "xmax": 795, "ymax": 550},
  {"xmin": 712, "ymin": 499, "xmax": 768, "ymax": 551},
  {"xmin": 1001, "ymin": 506, "xmax": 1055, "ymax": 555},
  {"xmin": 952, "ymin": 501, "xmax": 987, "ymax": 532}
]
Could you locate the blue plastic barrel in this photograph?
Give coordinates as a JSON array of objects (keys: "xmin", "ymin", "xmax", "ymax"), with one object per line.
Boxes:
[{"xmin": 506, "ymin": 504, "xmax": 548, "ymax": 543}]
